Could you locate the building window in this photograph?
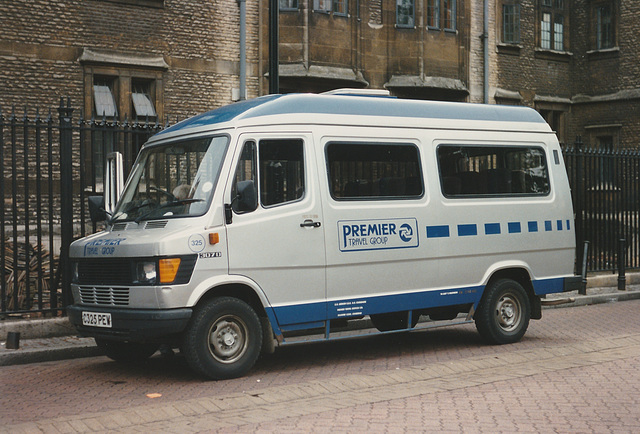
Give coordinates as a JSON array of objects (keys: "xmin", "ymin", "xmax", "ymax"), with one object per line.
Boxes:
[
  {"xmin": 333, "ymin": 0, "xmax": 347, "ymax": 15},
  {"xmin": 93, "ymin": 77, "xmax": 118, "ymax": 118},
  {"xmin": 131, "ymin": 80, "xmax": 157, "ymax": 119},
  {"xmin": 443, "ymin": 0, "xmax": 456, "ymax": 31},
  {"xmin": 312, "ymin": 0, "xmax": 347, "ymax": 16},
  {"xmin": 426, "ymin": 0, "xmax": 440, "ymax": 29},
  {"xmin": 596, "ymin": 4, "xmax": 614, "ymax": 49},
  {"xmin": 397, "ymin": 0, "xmax": 415, "ymax": 28},
  {"xmin": 313, "ymin": 0, "xmax": 331, "ymax": 12},
  {"xmin": 540, "ymin": 0, "xmax": 566, "ymax": 51},
  {"xmin": 503, "ymin": 3, "xmax": 521, "ymax": 44},
  {"xmin": 280, "ymin": 0, "xmax": 298, "ymax": 11}
]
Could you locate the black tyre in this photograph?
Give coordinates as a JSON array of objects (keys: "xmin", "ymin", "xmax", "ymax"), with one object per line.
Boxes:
[
  {"xmin": 475, "ymin": 278, "xmax": 531, "ymax": 344},
  {"xmin": 370, "ymin": 311, "xmax": 418, "ymax": 332},
  {"xmin": 95, "ymin": 339, "xmax": 159, "ymax": 363},
  {"xmin": 183, "ymin": 297, "xmax": 262, "ymax": 380}
]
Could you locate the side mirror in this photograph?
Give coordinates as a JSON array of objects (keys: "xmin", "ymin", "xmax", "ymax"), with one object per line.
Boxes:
[
  {"xmin": 235, "ymin": 180, "xmax": 258, "ymax": 213},
  {"xmin": 88, "ymin": 195, "xmax": 107, "ymax": 223}
]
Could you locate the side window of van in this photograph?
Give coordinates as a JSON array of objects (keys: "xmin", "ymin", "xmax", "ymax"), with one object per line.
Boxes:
[
  {"xmin": 232, "ymin": 141, "xmax": 257, "ymax": 213},
  {"xmin": 326, "ymin": 142, "xmax": 423, "ymax": 200},
  {"xmin": 259, "ymin": 139, "xmax": 305, "ymax": 207},
  {"xmin": 438, "ymin": 145, "xmax": 550, "ymax": 197}
]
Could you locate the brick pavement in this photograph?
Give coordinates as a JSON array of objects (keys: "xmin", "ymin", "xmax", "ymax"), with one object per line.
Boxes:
[{"xmin": 1, "ymin": 300, "xmax": 640, "ymax": 433}]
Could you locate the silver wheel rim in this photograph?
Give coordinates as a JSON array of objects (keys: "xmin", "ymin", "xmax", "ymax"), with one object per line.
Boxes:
[
  {"xmin": 495, "ymin": 292, "xmax": 522, "ymax": 332},
  {"xmin": 207, "ymin": 314, "xmax": 249, "ymax": 364}
]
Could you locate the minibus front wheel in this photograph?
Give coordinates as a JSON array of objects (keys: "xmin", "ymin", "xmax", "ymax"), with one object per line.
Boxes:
[
  {"xmin": 475, "ymin": 278, "xmax": 531, "ymax": 345},
  {"xmin": 183, "ymin": 296, "xmax": 263, "ymax": 380}
]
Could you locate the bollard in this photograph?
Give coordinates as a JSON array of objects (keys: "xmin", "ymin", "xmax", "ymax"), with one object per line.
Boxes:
[
  {"xmin": 618, "ymin": 238, "xmax": 626, "ymax": 291},
  {"xmin": 580, "ymin": 241, "xmax": 589, "ymax": 295},
  {"xmin": 6, "ymin": 332, "xmax": 20, "ymax": 349}
]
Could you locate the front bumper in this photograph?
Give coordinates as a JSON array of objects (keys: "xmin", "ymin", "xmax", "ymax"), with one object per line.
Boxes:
[{"xmin": 67, "ymin": 305, "xmax": 192, "ymax": 342}]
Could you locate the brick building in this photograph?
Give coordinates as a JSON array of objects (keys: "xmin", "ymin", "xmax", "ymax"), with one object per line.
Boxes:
[
  {"xmin": 0, "ymin": 0, "xmax": 261, "ymax": 121},
  {"xmin": 1, "ymin": 1, "xmax": 638, "ymax": 148},
  {"xmin": 271, "ymin": 0, "xmax": 639, "ymax": 148}
]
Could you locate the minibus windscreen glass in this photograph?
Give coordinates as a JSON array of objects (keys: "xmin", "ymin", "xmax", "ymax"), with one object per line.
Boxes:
[{"xmin": 111, "ymin": 135, "xmax": 229, "ymax": 222}]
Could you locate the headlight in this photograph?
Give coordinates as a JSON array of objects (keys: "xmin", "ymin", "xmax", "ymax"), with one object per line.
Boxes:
[{"xmin": 134, "ymin": 261, "xmax": 157, "ymax": 284}]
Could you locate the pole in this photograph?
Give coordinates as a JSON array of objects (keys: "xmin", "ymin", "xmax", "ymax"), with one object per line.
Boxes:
[
  {"xmin": 238, "ymin": 0, "xmax": 246, "ymax": 100},
  {"xmin": 269, "ymin": 0, "xmax": 279, "ymax": 94},
  {"xmin": 58, "ymin": 97, "xmax": 74, "ymax": 308}
]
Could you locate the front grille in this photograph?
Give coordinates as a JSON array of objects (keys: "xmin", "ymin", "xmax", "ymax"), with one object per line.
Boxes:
[
  {"xmin": 78, "ymin": 259, "xmax": 132, "ymax": 285},
  {"xmin": 79, "ymin": 286, "xmax": 130, "ymax": 306}
]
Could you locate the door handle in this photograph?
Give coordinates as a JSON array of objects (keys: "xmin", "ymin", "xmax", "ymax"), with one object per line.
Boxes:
[{"xmin": 300, "ymin": 220, "xmax": 321, "ymax": 228}]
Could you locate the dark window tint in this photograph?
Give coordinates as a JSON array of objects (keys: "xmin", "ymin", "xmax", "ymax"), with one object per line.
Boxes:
[
  {"xmin": 327, "ymin": 143, "xmax": 423, "ymax": 200},
  {"xmin": 259, "ymin": 139, "xmax": 305, "ymax": 207},
  {"xmin": 438, "ymin": 145, "xmax": 550, "ymax": 197}
]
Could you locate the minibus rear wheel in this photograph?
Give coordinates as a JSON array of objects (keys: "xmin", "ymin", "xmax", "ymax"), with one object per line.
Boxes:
[
  {"xmin": 475, "ymin": 279, "xmax": 530, "ymax": 345},
  {"xmin": 183, "ymin": 296, "xmax": 262, "ymax": 380}
]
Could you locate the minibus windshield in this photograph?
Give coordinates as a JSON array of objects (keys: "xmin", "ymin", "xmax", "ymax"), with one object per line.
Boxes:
[{"xmin": 111, "ymin": 135, "xmax": 228, "ymax": 223}]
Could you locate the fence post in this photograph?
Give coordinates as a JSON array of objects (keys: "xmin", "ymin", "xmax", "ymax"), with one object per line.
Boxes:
[
  {"xmin": 618, "ymin": 238, "xmax": 626, "ymax": 290},
  {"xmin": 58, "ymin": 97, "xmax": 74, "ymax": 309}
]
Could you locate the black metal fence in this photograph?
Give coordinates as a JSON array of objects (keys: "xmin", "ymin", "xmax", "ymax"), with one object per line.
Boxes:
[
  {"xmin": 0, "ymin": 98, "xmax": 167, "ymax": 317},
  {"xmin": 1, "ymin": 100, "xmax": 639, "ymax": 317},
  {"xmin": 563, "ymin": 141, "xmax": 640, "ymax": 273}
]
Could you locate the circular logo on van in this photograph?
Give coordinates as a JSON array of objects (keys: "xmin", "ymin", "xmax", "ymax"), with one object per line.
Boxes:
[
  {"xmin": 188, "ymin": 234, "xmax": 206, "ymax": 253},
  {"xmin": 399, "ymin": 224, "xmax": 413, "ymax": 243}
]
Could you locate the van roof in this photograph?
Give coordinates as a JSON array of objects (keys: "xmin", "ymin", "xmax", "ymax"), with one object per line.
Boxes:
[{"xmin": 155, "ymin": 93, "xmax": 548, "ymax": 138}]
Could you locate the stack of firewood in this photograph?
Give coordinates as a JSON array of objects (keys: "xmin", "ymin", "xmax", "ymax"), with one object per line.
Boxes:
[{"xmin": 3, "ymin": 241, "xmax": 56, "ymax": 311}]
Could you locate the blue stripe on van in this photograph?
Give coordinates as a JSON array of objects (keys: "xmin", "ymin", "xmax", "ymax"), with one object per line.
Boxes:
[
  {"xmin": 427, "ymin": 225, "xmax": 450, "ymax": 238},
  {"xmin": 484, "ymin": 223, "xmax": 501, "ymax": 235},
  {"xmin": 457, "ymin": 224, "xmax": 478, "ymax": 237},
  {"xmin": 269, "ymin": 277, "xmax": 570, "ymax": 330},
  {"xmin": 508, "ymin": 222, "xmax": 522, "ymax": 233},
  {"xmin": 426, "ymin": 218, "xmax": 570, "ymax": 241}
]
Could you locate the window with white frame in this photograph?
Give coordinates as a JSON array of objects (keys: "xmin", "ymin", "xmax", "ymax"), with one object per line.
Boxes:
[{"xmin": 540, "ymin": 0, "xmax": 566, "ymax": 51}]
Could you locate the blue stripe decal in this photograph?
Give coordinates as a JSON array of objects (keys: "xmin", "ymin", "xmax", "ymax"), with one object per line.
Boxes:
[
  {"xmin": 270, "ymin": 277, "xmax": 569, "ymax": 330},
  {"xmin": 457, "ymin": 224, "xmax": 478, "ymax": 237},
  {"xmin": 508, "ymin": 222, "xmax": 522, "ymax": 233},
  {"xmin": 533, "ymin": 277, "xmax": 566, "ymax": 295},
  {"xmin": 427, "ymin": 225, "xmax": 450, "ymax": 238},
  {"xmin": 485, "ymin": 223, "xmax": 501, "ymax": 235},
  {"xmin": 272, "ymin": 286, "xmax": 484, "ymax": 328},
  {"xmin": 528, "ymin": 221, "xmax": 538, "ymax": 232}
]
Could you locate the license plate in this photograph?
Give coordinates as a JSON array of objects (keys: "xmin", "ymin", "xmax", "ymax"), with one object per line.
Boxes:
[{"xmin": 82, "ymin": 311, "xmax": 112, "ymax": 328}]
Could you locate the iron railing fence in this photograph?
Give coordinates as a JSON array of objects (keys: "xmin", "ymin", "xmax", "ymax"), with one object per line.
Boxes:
[
  {"xmin": 563, "ymin": 142, "xmax": 640, "ymax": 273},
  {"xmin": 0, "ymin": 98, "xmax": 169, "ymax": 317}
]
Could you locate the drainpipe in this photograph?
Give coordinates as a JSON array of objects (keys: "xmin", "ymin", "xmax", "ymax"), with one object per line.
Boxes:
[
  {"xmin": 238, "ymin": 0, "xmax": 246, "ymax": 100},
  {"xmin": 483, "ymin": 0, "xmax": 489, "ymax": 104},
  {"xmin": 269, "ymin": 0, "xmax": 279, "ymax": 94}
]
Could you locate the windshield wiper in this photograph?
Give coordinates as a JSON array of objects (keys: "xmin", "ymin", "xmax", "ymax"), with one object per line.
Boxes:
[{"xmin": 134, "ymin": 198, "xmax": 204, "ymax": 223}]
